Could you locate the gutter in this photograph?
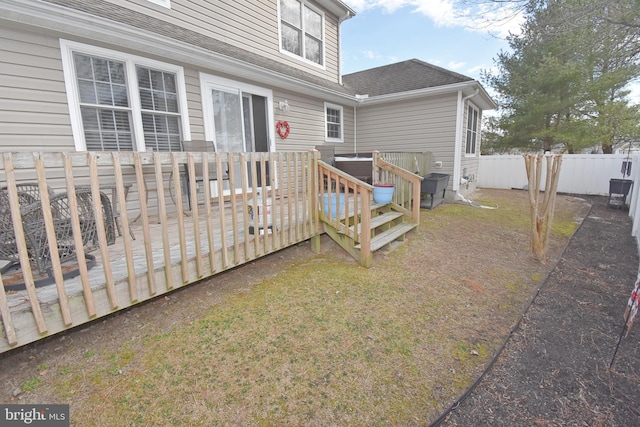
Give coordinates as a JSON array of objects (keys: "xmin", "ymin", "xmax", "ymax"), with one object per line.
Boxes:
[
  {"xmin": 353, "ymin": 105, "xmax": 357, "ymax": 153},
  {"xmin": 354, "ymin": 81, "xmax": 495, "ymax": 110},
  {"xmin": 453, "ymin": 88, "xmax": 480, "ymax": 193}
]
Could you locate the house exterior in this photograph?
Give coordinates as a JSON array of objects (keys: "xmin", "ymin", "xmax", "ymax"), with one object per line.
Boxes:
[
  {"xmin": 0, "ymin": 0, "xmax": 497, "ymax": 352},
  {"xmin": 1, "ymin": 0, "xmax": 357, "ymax": 158},
  {"xmin": 1, "ymin": 0, "xmax": 494, "ymax": 197},
  {"xmin": 342, "ymin": 60, "xmax": 497, "ymax": 198}
]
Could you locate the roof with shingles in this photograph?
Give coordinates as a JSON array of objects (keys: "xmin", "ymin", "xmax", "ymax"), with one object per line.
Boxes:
[{"xmin": 342, "ymin": 59, "xmax": 474, "ymax": 97}]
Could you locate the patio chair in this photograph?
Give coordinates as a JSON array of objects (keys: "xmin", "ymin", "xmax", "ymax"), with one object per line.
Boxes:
[
  {"xmin": 0, "ymin": 183, "xmax": 55, "ymax": 206},
  {"xmin": 0, "ymin": 187, "xmax": 115, "ymax": 278}
]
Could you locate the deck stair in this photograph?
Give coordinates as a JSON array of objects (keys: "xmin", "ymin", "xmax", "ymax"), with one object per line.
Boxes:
[{"xmin": 322, "ymin": 200, "xmax": 418, "ymax": 263}]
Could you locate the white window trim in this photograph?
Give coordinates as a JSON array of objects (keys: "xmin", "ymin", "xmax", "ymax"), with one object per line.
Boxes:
[
  {"xmin": 324, "ymin": 102, "xmax": 343, "ymax": 143},
  {"xmin": 277, "ymin": 0, "xmax": 326, "ymax": 70},
  {"xmin": 465, "ymin": 104, "xmax": 479, "ymax": 157},
  {"xmin": 145, "ymin": 0, "xmax": 171, "ymax": 9},
  {"xmin": 60, "ymin": 39, "xmax": 191, "ymax": 151}
]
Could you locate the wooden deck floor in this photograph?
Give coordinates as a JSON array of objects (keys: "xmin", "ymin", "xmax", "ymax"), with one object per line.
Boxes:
[{"xmin": 1, "ymin": 195, "xmax": 316, "ymax": 352}]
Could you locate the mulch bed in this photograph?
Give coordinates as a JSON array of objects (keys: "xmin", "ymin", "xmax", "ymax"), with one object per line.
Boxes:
[{"xmin": 441, "ymin": 195, "xmax": 640, "ymax": 426}]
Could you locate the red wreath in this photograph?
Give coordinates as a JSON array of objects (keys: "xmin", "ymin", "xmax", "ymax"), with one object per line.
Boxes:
[{"xmin": 276, "ymin": 120, "xmax": 290, "ymax": 139}]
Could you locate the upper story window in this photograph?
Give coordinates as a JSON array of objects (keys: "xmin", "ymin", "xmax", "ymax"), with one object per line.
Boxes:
[
  {"xmin": 280, "ymin": 0, "xmax": 325, "ymax": 67},
  {"xmin": 465, "ymin": 105, "xmax": 479, "ymax": 155},
  {"xmin": 60, "ymin": 40, "xmax": 190, "ymax": 152},
  {"xmin": 325, "ymin": 103, "xmax": 343, "ymax": 143}
]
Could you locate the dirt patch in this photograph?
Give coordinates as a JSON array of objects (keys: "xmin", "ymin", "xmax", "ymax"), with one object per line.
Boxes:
[
  {"xmin": 0, "ymin": 189, "xmax": 636, "ymax": 425},
  {"xmin": 443, "ymin": 194, "xmax": 640, "ymax": 427}
]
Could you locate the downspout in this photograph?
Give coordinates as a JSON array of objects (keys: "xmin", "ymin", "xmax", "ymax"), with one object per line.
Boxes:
[
  {"xmin": 453, "ymin": 88, "xmax": 479, "ymax": 201},
  {"xmin": 353, "ymin": 105, "xmax": 357, "ymax": 153},
  {"xmin": 337, "ymin": 8, "xmax": 355, "ymax": 150}
]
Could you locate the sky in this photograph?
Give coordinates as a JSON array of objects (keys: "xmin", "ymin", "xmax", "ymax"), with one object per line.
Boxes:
[
  {"xmin": 340, "ymin": 0, "xmax": 525, "ymax": 84},
  {"xmin": 339, "ymin": 0, "xmax": 640, "ymax": 104}
]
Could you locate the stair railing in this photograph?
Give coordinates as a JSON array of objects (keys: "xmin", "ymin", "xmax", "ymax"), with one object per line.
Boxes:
[
  {"xmin": 317, "ymin": 160, "xmax": 373, "ymax": 255},
  {"xmin": 372, "ymin": 152, "xmax": 423, "ymax": 223}
]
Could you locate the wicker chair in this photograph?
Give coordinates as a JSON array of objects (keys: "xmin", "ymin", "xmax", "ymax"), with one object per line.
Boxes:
[
  {"xmin": 0, "ymin": 187, "xmax": 115, "ymax": 277},
  {"xmin": 0, "ymin": 183, "xmax": 55, "ymax": 206}
]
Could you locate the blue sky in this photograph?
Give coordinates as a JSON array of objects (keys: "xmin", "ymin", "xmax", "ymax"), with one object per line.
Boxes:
[
  {"xmin": 340, "ymin": 1, "xmax": 524, "ymax": 83},
  {"xmin": 339, "ymin": 0, "xmax": 640, "ymax": 104}
]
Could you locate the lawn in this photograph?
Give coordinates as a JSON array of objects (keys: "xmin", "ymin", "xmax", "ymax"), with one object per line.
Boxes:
[{"xmin": 0, "ymin": 189, "xmax": 590, "ymax": 426}]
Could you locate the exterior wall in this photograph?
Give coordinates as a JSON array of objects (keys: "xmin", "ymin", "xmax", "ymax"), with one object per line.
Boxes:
[
  {"xmin": 272, "ymin": 89, "xmax": 354, "ymax": 151},
  {"xmin": 46, "ymin": 0, "xmax": 343, "ymax": 83},
  {"xmin": 351, "ymin": 93, "xmax": 458, "ymax": 182},
  {"xmin": 0, "ymin": 25, "xmax": 75, "ymax": 150},
  {"xmin": 0, "ymin": 25, "xmax": 353, "ymax": 154},
  {"xmin": 185, "ymin": 68, "xmax": 205, "ymax": 139}
]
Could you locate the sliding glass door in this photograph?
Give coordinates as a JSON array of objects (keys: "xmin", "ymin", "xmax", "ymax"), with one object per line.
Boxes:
[{"xmin": 201, "ymin": 74, "xmax": 275, "ymax": 195}]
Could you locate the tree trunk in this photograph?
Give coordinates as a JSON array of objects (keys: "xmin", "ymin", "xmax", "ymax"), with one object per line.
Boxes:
[{"xmin": 523, "ymin": 153, "xmax": 563, "ymax": 262}]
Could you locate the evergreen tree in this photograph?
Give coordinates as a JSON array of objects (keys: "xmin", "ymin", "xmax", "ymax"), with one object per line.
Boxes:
[{"xmin": 484, "ymin": 0, "xmax": 640, "ymax": 153}]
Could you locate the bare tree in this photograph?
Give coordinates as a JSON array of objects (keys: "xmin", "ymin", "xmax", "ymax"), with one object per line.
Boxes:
[{"xmin": 524, "ymin": 153, "xmax": 562, "ymax": 262}]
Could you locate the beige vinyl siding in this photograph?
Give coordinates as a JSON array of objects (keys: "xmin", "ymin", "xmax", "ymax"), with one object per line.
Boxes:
[
  {"xmin": 271, "ymin": 90, "xmax": 353, "ymax": 151},
  {"xmin": 0, "ymin": 26, "xmax": 75, "ymax": 150},
  {"xmin": 354, "ymin": 94, "xmax": 458, "ymax": 169},
  {"xmin": 185, "ymin": 68, "xmax": 205, "ymax": 139},
  {"xmin": 184, "ymin": 73, "xmax": 354, "ymax": 152},
  {"xmin": 99, "ymin": 0, "xmax": 341, "ymax": 82},
  {"xmin": 322, "ymin": 13, "xmax": 340, "ymax": 79}
]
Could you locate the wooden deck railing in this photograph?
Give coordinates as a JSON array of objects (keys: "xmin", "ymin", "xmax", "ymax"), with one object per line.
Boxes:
[
  {"xmin": 0, "ymin": 151, "xmax": 318, "ymax": 353},
  {"xmin": 317, "ymin": 160, "xmax": 374, "ymax": 262},
  {"xmin": 0, "ymin": 150, "xmax": 427, "ymax": 353},
  {"xmin": 316, "ymin": 152, "xmax": 424, "ymax": 267},
  {"xmin": 372, "ymin": 152, "xmax": 424, "ymax": 221}
]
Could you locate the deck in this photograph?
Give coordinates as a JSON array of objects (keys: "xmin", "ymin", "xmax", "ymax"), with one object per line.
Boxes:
[
  {"xmin": 0, "ymin": 151, "xmax": 318, "ymax": 353},
  {"xmin": 0, "ymin": 150, "xmax": 428, "ymax": 353},
  {"xmin": 4, "ymin": 195, "xmax": 312, "ymax": 303}
]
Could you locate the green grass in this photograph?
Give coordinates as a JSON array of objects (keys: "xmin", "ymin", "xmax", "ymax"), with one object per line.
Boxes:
[
  {"xmin": 20, "ymin": 190, "xmax": 588, "ymax": 426},
  {"xmin": 21, "ymin": 378, "xmax": 42, "ymax": 392}
]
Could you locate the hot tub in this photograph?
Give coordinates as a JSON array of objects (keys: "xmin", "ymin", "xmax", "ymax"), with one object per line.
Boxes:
[{"xmin": 334, "ymin": 155, "xmax": 373, "ymax": 184}]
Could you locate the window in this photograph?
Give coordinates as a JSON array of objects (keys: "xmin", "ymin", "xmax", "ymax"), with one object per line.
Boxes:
[
  {"xmin": 466, "ymin": 105, "xmax": 479, "ymax": 155},
  {"xmin": 60, "ymin": 40, "xmax": 190, "ymax": 152},
  {"xmin": 279, "ymin": 0, "xmax": 324, "ymax": 66},
  {"xmin": 325, "ymin": 103, "xmax": 343, "ymax": 143},
  {"xmin": 136, "ymin": 66, "xmax": 182, "ymax": 152}
]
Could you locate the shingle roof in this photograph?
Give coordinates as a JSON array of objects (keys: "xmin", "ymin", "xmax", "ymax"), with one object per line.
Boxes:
[{"xmin": 342, "ymin": 59, "xmax": 474, "ymax": 97}]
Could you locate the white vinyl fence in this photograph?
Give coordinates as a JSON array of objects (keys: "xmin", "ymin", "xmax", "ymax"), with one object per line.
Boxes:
[
  {"xmin": 478, "ymin": 154, "xmax": 636, "ymax": 195},
  {"xmin": 479, "ymin": 153, "xmax": 640, "ymax": 263}
]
